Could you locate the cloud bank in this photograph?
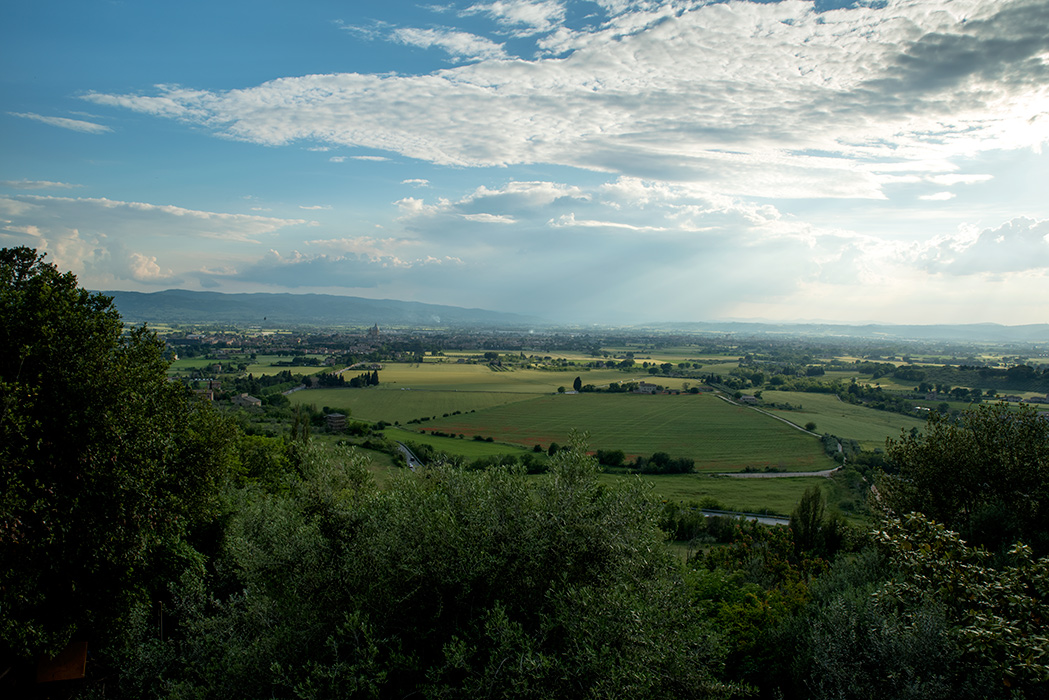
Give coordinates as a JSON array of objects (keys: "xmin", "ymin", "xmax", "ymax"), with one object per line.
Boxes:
[{"xmin": 83, "ymin": 0, "xmax": 1049, "ymax": 200}]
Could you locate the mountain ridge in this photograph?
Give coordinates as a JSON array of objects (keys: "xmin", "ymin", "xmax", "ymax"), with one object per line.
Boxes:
[{"xmin": 103, "ymin": 289, "xmax": 541, "ymax": 328}]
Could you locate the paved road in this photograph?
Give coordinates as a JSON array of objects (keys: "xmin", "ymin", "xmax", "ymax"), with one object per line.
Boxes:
[
  {"xmin": 396, "ymin": 442, "xmax": 424, "ymax": 472},
  {"xmin": 701, "ymin": 508, "xmax": 790, "ymax": 526}
]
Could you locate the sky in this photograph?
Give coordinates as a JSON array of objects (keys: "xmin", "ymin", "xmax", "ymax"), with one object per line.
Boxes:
[{"xmin": 2, "ymin": 0, "xmax": 1048, "ymax": 326}]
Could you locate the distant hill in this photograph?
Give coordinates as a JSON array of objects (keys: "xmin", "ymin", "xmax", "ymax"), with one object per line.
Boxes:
[
  {"xmin": 103, "ymin": 289, "xmax": 541, "ymax": 328},
  {"xmin": 642, "ymin": 321, "xmax": 1049, "ymax": 343}
]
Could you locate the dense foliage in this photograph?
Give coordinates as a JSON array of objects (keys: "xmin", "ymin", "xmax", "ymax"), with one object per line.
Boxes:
[
  {"xmin": 881, "ymin": 402, "xmax": 1049, "ymax": 555},
  {"xmin": 1, "ymin": 248, "xmax": 237, "ymax": 661}
]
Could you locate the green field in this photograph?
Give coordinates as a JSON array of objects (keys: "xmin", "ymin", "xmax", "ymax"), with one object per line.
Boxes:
[
  {"xmin": 601, "ymin": 473, "xmax": 836, "ymax": 516},
  {"xmin": 374, "ymin": 363, "xmax": 678, "ymax": 393},
  {"xmin": 419, "ymin": 392, "xmax": 832, "ymax": 472},
  {"xmin": 246, "ymin": 354, "xmax": 329, "ymax": 377},
  {"xmin": 290, "ymin": 387, "xmax": 538, "ymax": 423},
  {"xmin": 762, "ymin": 390, "xmax": 927, "ymax": 448},
  {"xmin": 168, "ymin": 357, "xmax": 222, "ymax": 374},
  {"xmin": 383, "ymin": 426, "xmax": 534, "ymax": 458}
]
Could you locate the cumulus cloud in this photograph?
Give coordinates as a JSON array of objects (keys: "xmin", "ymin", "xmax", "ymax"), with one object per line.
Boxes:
[
  {"xmin": 9, "ymin": 112, "xmax": 112, "ymax": 134},
  {"xmin": 402, "ymin": 178, "xmax": 431, "ymax": 187},
  {"xmin": 919, "ymin": 192, "xmax": 956, "ymax": 201},
  {"xmin": 128, "ymin": 252, "xmax": 176, "ymax": 281},
  {"xmin": 0, "ymin": 194, "xmax": 314, "ymax": 288},
  {"xmin": 920, "ymin": 217, "xmax": 1049, "ymax": 275}
]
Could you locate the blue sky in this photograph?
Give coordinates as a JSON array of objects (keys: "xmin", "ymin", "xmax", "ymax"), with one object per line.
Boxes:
[{"xmin": 2, "ymin": 0, "xmax": 1048, "ymax": 325}]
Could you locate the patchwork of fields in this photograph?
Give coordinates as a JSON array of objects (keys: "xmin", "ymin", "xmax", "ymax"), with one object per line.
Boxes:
[{"xmin": 269, "ymin": 358, "xmax": 915, "ymax": 512}]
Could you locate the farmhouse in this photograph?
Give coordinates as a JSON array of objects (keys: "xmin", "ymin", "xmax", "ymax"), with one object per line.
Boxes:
[
  {"xmin": 635, "ymin": 381, "xmax": 658, "ymax": 394},
  {"xmin": 233, "ymin": 393, "xmax": 262, "ymax": 408}
]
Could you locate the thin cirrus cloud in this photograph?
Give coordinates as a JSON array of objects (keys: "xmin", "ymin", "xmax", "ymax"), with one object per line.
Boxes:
[
  {"xmin": 0, "ymin": 179, "xmax": 81, "ymax": 190},
  {"xmin": 1, "ymin": 195, "xmax": 313, "ymax": 242},
  {"xmin": 9, "ymin": 112, "xmax": 112, "ymax": 134},
  {"xmin": 81, "ymin": 0, "xmax": 1049, "ymax": 201}
]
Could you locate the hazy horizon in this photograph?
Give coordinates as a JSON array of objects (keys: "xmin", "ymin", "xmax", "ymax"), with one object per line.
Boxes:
[{"xmin": 3, "ymin": 0, "xmax": 1048, "ymax": 326}]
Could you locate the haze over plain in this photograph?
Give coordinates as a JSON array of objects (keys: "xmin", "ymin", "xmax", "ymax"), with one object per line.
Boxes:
[{"xmin": 2, "ymin": 0, "xmax": 1048, "ymax": 325}]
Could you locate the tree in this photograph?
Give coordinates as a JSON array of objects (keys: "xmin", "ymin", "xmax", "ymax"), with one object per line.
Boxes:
[
  {"xmin": 881, "ymin": 402, "xmax": 1049, "ymax": 555},
  {"xmin": 0, "ymin": 248, "xmax": 236, "ymax": 661},
  {"xmin": 110, "ymin": 442, "xmax": 736, "ymax": 699},
  {"xmin": 789, "ymin": 486, "xmax": 844, "ymax": 558},
  {"xmin": 573, "ymin": 375, "xmax": 583, "ymax": 392}
]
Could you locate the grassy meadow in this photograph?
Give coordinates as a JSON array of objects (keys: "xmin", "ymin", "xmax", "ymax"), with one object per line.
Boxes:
[{"xmin": 762, "ymin": 390, "xmax": 927, "ymax": 448}]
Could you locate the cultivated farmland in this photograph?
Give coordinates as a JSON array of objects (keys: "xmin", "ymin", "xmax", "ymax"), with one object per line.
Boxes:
[
  {"xmin": 419, "ymin": 392, "xmax": 833, "ymax": 472},
  {"xmin": 762, "ymin": 389, "xmax": 927, "ymax": 448}
]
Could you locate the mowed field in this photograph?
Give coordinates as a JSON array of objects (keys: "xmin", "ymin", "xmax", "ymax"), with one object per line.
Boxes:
[
  {"xmin": 291, "ymin": 363, "xmax": 702, "ymax": 422},
  {"xmin": 421, "ymin": 392, "xmax": 832, "ymax": 472},
  {"xmin": 290, "ymin": 388, "xmax": 537, "ymax": 424},
  {"xmin": 763, "ymin": 390, "xmax": 927, "ymax": 448},
  {"xmin": 375, "ymin": 363, "xmax": 693, "ymax": 392}
]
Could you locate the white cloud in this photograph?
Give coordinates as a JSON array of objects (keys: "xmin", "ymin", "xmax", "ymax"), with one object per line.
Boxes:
[
  {"xmin": 462, "ymin": 0, "xmax": 566, "ymax": 36},
  {"xmin": 299, "ymin": 204, "xmax": 332, "ymax": 210},
  {"xmin": 929, "ymin": 173, "xmax": 994, "ymax": 186},
  {"xmin": 402, "ymin": 178, "xmax": 431, "ymax": 187},
  {"xmin": 2, "ymin": 224, "xmax": 43, "ymax": 237},
  {"xmin": 919, "ymin": 217, "xmax": 1049, "ymax": 275},
  {"xmin": 462, "ymin": 212, "xmax": 517, "ymax": 223},
  {"xmin": 329, "ymin": 156, "xmax": 346, "ymax": 162},
  {"xmin": 350, "ymin": 155, "xmax": 391, "ymax": 162},
  {"xmin": 9, "ymin": 112, "xmax": 112, "ymax": 134},
  {"xmin": 8, "ymin": 195, "xmax": 312, "ymax": 242},
  {"xmin": 85, "ymin": 1, "xmax": 1049, "ymax": 200},
  {"xmin": 306, "ymin": 235, "xmax": 423, "ymax": 258},
  {"xmin": 129, "ymin": 252, "xmax": 175, "ymax": 281},
  {"xmin": 0, "ymin": 179, "xmax": 81, "ymax": 190},
  {"xmin": 919, "ymin": 192, "xmax": 956, "ymax": 201},
  {"xmin": 548, "ymin": 212, "xmax": 667, "ymax": 232},
  {"xmin": 391, "ymin": 27, "xmax": 507, "ymax": 61}
]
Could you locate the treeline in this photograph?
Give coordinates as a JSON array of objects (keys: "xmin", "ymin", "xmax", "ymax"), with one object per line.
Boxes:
[
  {"xmin": 316, "ymin": 369, "xmax": 380, "ymax": 388},
  {"xmin": 893, "ymin": 362, "xmax": 1049, "ymax": 393},
  {"xmin": 596, "ymin": 448, "xmax": 696, "ymax": 474}
]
